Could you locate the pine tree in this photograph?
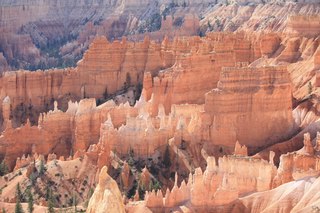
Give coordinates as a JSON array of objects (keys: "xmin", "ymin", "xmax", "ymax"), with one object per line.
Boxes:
[
  {"xmin": 39, "ymin": 160, "xmax": 46, "ymax": 176},
  {"xmin": 16, "ymin": 183, "xmax": 23, "ymax": 202},
  {"xmin": 0, "ymin": 161, "xmax": 8, "ymax": 176},
  {"xmin": 47, "ymin": 188, "xmax": 55, "ymax": 213},
  {"xmin": 14, "ymin": 199, "xmax": 24, "ymax": 213},
  {"xmin": 48, "ymin": 199, "xmax": 54, "ymax": 213},
  {"xmin": 26, "ymin": 188, "xmax": 34, "ymax": 213},
  {"xmin": 45, "ymin": 185, "xmax": 50, "ymax": 201}
]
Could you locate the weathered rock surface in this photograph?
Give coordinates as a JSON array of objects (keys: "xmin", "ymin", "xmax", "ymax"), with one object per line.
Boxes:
[
  {"xmin": 239, "ymin": 176, "xmax": 320, "ymax": 213},
  {"xmin": 0, "ymin": 12, "xmax": 320, "ymax": 211},
  {"xmin": 204, "ymin": 66, "xmax": 295, "ymax": 150},
  {"xmin": 87, "ymin": 166, "xmax": 125, "ymax": 213}
]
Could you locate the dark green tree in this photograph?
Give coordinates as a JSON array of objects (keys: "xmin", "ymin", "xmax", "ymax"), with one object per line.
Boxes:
[
  {"xmin": 38, "ymin": 160, "xmax": 46, "ymax": 175},
  {"xmin": 149, "ymin": 179, "xmax": 161, "ymax": 191},
  {"xmin": 14, "ymin": 199, "xmax": 24, "ymax": 213},
  {"xmin": 16, "ymin": 183, "xmax": 23, "ymax": 202},
  {"xmin": 48, "ymin": 200, "xmax": 54, "ymax": 213},
  {"xmin": 45, "ymin": 185, "xmax": 50, "ymax": 201},
  {"xmin": 0, "ymin": 161, "xmax": 8, "ymax": 176},
  {"xmin": 26, "ymin": 188, "xmax": 34, "ymax": 213},
  {"xmin": 47, "ymin": 189, "xmax": 55, "ymax": 213}
]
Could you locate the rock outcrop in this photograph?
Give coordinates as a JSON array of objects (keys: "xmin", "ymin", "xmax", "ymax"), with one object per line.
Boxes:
[
  {"xmin": 0, "ymin": 35, "xmax": 178, "ymax": 128},
  {"xmin": 143, "ymin": 153, "xmax": 277, "ymax": 211},
  {"xmin": 204, "ymin": 66, "xmax": 295, "ymax": 150},
  {"xmin": 1, "ymin": 26, "xmax": 320, "ymax": 212},
  {"xmin": 87, "ymin": 166, "xmax": 125, "ymax": 213},
  {"xmin": 272, "ymin": 132, "xmax": 320, "ymax": 188},
  {"xmin": 0, "ymin": 35, "xmax": 298, "ymax": 167},
  {"xmin": 286, "ymin": 15, "xmax": 320, "ymax": 37},
  {"xmin": 239, "ymin": 176, "xmax": 320, "ymax": 213}
]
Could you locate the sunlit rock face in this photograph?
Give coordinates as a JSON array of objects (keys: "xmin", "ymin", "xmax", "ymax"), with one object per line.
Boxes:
[
  {"xmin": 205, "ymin": 66, "xmax": 295, "ymax": 150},
  {"xmin": 87, "ymin": 166, "xmax": 126, "ymax": 213}
]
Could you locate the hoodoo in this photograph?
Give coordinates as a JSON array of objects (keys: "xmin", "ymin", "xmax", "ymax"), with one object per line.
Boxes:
[{"xmin": 0, "ymin": 1, "xmax": 320, "ymax": 213}]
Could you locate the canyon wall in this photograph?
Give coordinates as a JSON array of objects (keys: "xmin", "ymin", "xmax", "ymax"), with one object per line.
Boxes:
[
  {"xmin": 128, "ymin": 133, "xmax": 320, "ymax": 212},
  {"xmin": 286, "ymin": 15, "xmax": 320, "ymax": 37},
  {"xmin": 1, "ymin": 0, "xmax": 319, "ymax": 71},
  {"xmin": 0, "ymin": 33, "xmax": 301, "ymax": 167},
  {"xmin": 143, "ymin": 33, "xmax": 281, "ymax": 114},
  {"xmin": 204, "ymin": 66, "xmax": 295, "ymax": 150},
  {"xmin": 0, "ymin": 36, "xmax": 177, "ymax": 128}
]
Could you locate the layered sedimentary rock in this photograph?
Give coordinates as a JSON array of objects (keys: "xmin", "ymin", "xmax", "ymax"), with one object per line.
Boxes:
[
  {"xmin": 0, "ymin": 97, "xmax": 135, "ymax": 168},
  {"xmin": 1, "ymin": 1, "xmax": 320, "ymax": 211},
  {"xmin": 0, "ymin": 35, "xmax": 176, "ymax": 128},
  {"xmin": 1, "ymin": 0, "xmax": 320, "ymax": 72},
  {"xmin": 143, "ymin": 33, "xmax": 278, "ymax": 114},
  {"xmin": 202, "ymin": 1, "xmax": 320, "ymax": 34},
  {"xmin": 96, "ymin": 98, "xmax": 204, "ymax": 165},
  {"xmin": 286, "ymin": 15, "xmax": 320, "ymax": 37},
  {"xmin": 204, "ymin": 66, "xmax": 295, "ymax": 150},
  {"xmin": 143, "ymin": 151, "xmax": 277, "ymax": 211},
  {"xmin": 272, "ymin": 132, "xmax": 320, "ymax": 188},
  {"xmin": 239, "ymin": 176, "xmax": 320, "ymax": 213},
  {"xmin": 0, "ymin": 104, "xmax": 73, "ymax": 168},
  {"xmin": 0, "ymin": 0, "xmax": 211, "ymax": 70},
  {"xmin": 127, "ymin": 133, "xmax": 320, "ymax": 212},
  {"xmin": 6, "ymin": 131, "xmax": 320, "ymax": 212},
  {"xmin": 0, "ymin": 34, "xmax": 298, "ymax": 167}
]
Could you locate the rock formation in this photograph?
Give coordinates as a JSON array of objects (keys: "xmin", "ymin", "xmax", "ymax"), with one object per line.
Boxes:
[
  {"xmin": 142, "ymin": 153, "xmax": 277, "ymax": 211},
  {"xmin": 239, "ymin": 176, "xmax": 320, "ymax": 213},
  {"xmin": 0, "ymin": 6, "xmax": 320, "ymax": 211},
  {"xmin": 87, "ymin": 166, "xmax": 125, "ymax": 213},
  {"xmin": 0, "ymin": 32, "xmax": 308, "ymax": 169},
  {"xmin": 286, "ymin": 15, "xmax": 320, "ymax": 37},
  {"xmin": 125, "ymin": 131, "xmax": 320, "ymax": 212},
  {"xmin": 204, "ymin": 65, "xmax": 295, "ymax": 150}
]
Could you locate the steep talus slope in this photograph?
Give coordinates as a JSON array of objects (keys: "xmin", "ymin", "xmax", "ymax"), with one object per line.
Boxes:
[
  {"xmin": 202, "ymin": 2, "xmax": 320, "ymax": 33},
  {"xmin": 238, "ymin": 176, "xmax": 320, "ymax": 213}
]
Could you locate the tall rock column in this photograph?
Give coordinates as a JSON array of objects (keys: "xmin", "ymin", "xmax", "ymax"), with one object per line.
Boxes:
[
  {"xmin": 87, "ymin": 166, "xmax": 125, "ymax": 213},
  {"xmin": 2, "ymin": 96, "xmax": 11, "ymax": 129}
]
